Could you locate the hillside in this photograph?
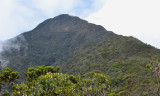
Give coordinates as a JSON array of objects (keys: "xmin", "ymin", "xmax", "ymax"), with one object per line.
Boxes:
[
  {"xmin": 0, "ymin": 14, "xmax": 160, "ymax": 95},
  {"xmin": 63, "ymin": 35, "xmax": 160, "ymax": 74},
  {"xmin": 63, "ymin": 35, "xmax": 160, "ymax": 95}
]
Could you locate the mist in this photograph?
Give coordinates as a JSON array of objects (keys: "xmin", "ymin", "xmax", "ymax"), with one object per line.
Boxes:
[{"xmin": 0, "ymin": 35, "xmax": 28, "ymax": 68}]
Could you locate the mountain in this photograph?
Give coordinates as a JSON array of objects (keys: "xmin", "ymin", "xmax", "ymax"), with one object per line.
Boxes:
[
  {"xmin": 0, "ymin": 14, "xmax": 160, "ymax": 95},
  {"xmin": 0, "ymin": 14, "xmax": 114, "ymax": 79}
]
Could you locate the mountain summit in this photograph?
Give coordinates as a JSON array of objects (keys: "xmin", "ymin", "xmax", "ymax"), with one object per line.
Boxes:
[{"xmin": 22, "ymin": 14, "xmax": 114, "ymax": 62}]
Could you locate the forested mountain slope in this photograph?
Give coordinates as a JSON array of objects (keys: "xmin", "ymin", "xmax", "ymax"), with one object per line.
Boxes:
[{"xmin": 63, "ymin": 35, "xmax": 160, "ymax": 74}]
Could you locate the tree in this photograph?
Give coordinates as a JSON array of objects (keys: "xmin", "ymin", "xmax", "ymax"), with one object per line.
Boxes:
[
  {"xmin": 12, "ymin": 65, "xmax": 112, "ymax": 96},
  {"xmin": 13, "ymin": 72, "xmax": 76, "ymax": 96},
  {"xmin": 146, "ymin": 56, "xmax": 160, "ymax": 96},
  {"xmin": 0, "ymin": 67, "xmax": 19, "ymax": 95},
  {"xmin": 1, "ymin": 68, "xmax": 19, "ymax": 85},
  {"xmin": 26, "ymin": 65, "xmax": 60, "ymax": 82}
]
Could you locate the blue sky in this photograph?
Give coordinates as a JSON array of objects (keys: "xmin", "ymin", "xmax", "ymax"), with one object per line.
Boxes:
[{"xmin": 0, "ymin": 0, "xmax": 160, "ymax": 48}]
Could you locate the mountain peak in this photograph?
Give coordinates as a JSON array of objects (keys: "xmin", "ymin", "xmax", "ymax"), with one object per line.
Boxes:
[
  {"xmin": 52, "ymin": 14, "xmax": 83, "ymax": 23},
  {"xmin": 33, "ymin": 14, "xmax": 87, "ymax": 31},
  {"xmin": 54, "ymin": 14, "xmax": 74, "ymax": 18}
]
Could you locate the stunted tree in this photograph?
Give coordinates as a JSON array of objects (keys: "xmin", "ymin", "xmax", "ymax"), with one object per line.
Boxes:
[
  {"xmin": 147, "ymin": 56, "xmax": 160, "ymax": 96},
  {"xmin": 1, "ymin": 67, "xmax": 19, "ymax": 85},
  {"xmin": 12, "ymin": 65, "xmax": 113, "ymax": 96},
  {"xmin": 0, "ymin": 67, "xmax": 19, "ymax": 95},
  {"xmin": 26, "ymin": 65, "xmax": 60, "ymax": 82}
]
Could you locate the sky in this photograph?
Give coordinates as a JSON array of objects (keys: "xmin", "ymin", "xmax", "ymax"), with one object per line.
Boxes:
[{"xmin": 0, "ymin": 0, "xmax": 160, "ymax": 48}]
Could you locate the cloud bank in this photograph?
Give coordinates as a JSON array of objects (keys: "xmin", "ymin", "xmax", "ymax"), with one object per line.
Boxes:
[{"xmin": 86, "ymin": 0, "xmax": 160, "ymax": 48}]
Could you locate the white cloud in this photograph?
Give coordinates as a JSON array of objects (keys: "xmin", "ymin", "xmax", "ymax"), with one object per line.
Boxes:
[
  {"xmin": 31, "ymin": 0, "xmax": 76, "ymax": 17},
  {"xmin": 0, "ymin": 0, "xmax": 36, "ymax": 40},
  {"xmin": 86, "ymin": 0, "xmax": 160, "ymax": 48},
  {"xmin": 0, "ymin": 0, "xmax": 103, "ymax": 41}
]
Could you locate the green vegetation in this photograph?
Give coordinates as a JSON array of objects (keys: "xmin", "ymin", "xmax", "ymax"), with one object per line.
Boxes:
[
  {"xmin": 0, "ymin": 67, "xmax": 19, "ymax": 95},
  {"xmin": 62, "ymin": 36, "xmax": 160, "ymax": 95},
  {"xmin": 0, "ymin": 66, "xmax": 113, "ymax": 96},
  {"xmin": 146, "ymin": 56, "xmax": 160, "ymax": 96},
  {"xmin": 0, "ymin": 62, "xmax": 159, "ymax": 96}
]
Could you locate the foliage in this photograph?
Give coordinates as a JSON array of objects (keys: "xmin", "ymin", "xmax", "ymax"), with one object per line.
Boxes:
[
  {"xmin": 26, "ymin": 65, "xmax": 60, "ymax": 82},
  {"xmin": 13, "ymin": 73, "xmax": 76, "ymax": 96},
  {"xmin": 0, "ymin": 67, "xmax": 19, "ymax": 95},
  {"xmin": 12, "ymin": 66, "xmax": 111, "ymax": 96},
  {"xmin": 2, "ymin": 92, "xmax": 10, "ymax": 96},
  {"xmin": 146, "ymin": 56, "xmax": 160, "ymax": 96},
  {"xmin": 1, "ymin": 68, "xmax": 19, "ymax": 85}
]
